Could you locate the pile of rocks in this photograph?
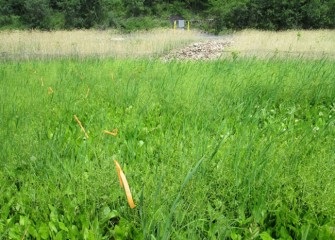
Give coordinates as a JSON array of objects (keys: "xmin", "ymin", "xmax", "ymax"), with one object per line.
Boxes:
[{"xmin": 162, "ymin": 40, "xmax": 232, "ymax": 61}]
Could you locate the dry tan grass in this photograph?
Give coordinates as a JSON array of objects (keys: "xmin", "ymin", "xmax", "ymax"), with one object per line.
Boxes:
[
  {"xmin": 0, "ymin": 29, "xmax": 202, "ymax": 60},
  {"xmin": 1, "ymin": 29, "xmax": 334, "ymax": 60},
  {"xmin": 224, "ymin": 29, "xmax": 335, "ymax": 59}
]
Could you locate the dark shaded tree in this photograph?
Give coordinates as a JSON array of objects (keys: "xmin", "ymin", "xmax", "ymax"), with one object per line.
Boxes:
[
  {"xmin": 22, "ymin": 0, "xmax": 52, "ymax": 29},
  {"xmin": 60, "ymin": 0, "xmax": 108, "ymax": 28},
  {"xmin": 208, "ymin": 0, "xmax": 335, "ymax": 32}
]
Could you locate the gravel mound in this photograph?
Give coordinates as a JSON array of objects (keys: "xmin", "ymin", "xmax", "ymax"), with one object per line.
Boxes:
[{"xmin": 162, "ymin": 40, "xmax": 232, "ymax": 61}]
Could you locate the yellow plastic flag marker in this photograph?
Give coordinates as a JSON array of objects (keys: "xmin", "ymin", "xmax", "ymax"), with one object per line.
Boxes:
[
  {"xmin": 103, "ymin": 128, "xmax": 118, "ymax": 136},
  {"xmin": 73, "ymin": 115, "xmax": 89, "ymax": 139},
  {"xmin": 114, "ymin": 160, "xmax": 136, "ymax": 209}
]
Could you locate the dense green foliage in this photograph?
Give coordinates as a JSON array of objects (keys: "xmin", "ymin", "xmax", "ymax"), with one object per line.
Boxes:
[
  {"xmin": 209, "ymin": 0, "xmax": 335, "ymax": 33},
  {"xmin": 1, "ymin": 58, "xmax": 335, "ymax": 239},
  {"xmin": 0, "ymin": 0, "xmax": 334, "ymax": 32}
]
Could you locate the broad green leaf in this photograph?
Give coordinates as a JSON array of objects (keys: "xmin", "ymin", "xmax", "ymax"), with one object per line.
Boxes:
[
  {"xmin": 28, "ymin": 225, "xmax": 38, "ymax": 238},
  {"xmin": 39, "ymin": 223, "xmax": 49, "ymax": 239},
  {"xmin": 231, "ymin": 232, "xmax": 242, "ymax": 240},
  {"xmin": 49, "ymin": 221, "xmax": 58, "ymax": 233},
  {"xmin": 59, "ymin": 222, "xmax": 69, "ymax": 232},
  {"xmin": 260, "ymin": 231, "xmax": 273, "ymax": 240},
  {"xmin": 55, "ymin": 230, "xmax": 64, "ymax": 240}
]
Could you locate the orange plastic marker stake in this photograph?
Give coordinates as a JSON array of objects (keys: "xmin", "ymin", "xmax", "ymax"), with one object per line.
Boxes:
[
  {"xmin": 74, "ymin": 115, "xmax": 89, "ymax": 139},
  {"xmin": 114, "ymin": 160, "xmax": 123, "ymax": 187},
  {"xmin": 114, "ymin": 160, "xmax": 136, "ymax": 209},
  {"xmin": 103, "ymin": 128, "xmax": 118, "ymax": 136}
]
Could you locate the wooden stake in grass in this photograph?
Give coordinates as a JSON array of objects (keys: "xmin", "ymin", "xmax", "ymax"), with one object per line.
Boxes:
[
  {"xmin": 103, "ymin": 128, "xmax": 118, "ymax": 136},
  {"xmin": 73, "ymin": 115, "xmax": 89, "ymax": 139},
  {"xmin": 114, "ymin": 160, "xmax": 136, "ymax": 209}
]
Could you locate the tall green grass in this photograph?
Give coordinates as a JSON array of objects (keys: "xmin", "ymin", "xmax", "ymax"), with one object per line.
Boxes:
[{"xmin": 0, "ymin": 58, "xmax": 335, "ymax": 239}]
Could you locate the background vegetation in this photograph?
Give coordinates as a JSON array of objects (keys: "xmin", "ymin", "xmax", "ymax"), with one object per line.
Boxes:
[{"xmin": 0, "ymin": 0, "xmax": 334, "ymax": 32}]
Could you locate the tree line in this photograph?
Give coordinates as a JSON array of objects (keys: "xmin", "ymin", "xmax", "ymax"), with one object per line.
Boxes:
[{"xmin": 0, "ymin": 0, "xmax": 334, "ymax": 32}]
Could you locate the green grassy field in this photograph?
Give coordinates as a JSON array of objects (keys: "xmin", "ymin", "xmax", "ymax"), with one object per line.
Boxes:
[{"xmin": 1, "ymin": 57, "xmax": 335, "ymax": 239}]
